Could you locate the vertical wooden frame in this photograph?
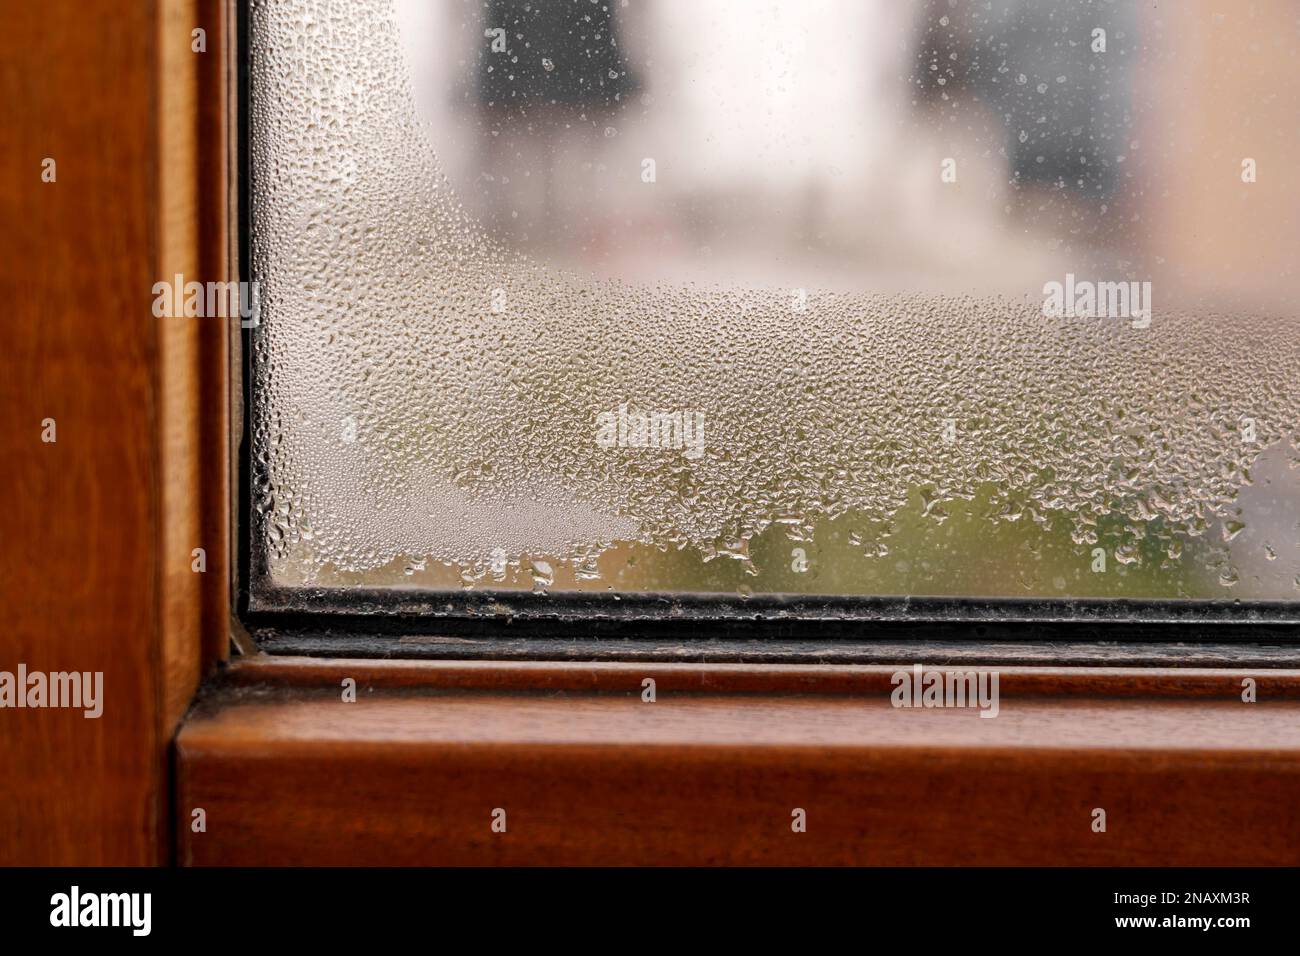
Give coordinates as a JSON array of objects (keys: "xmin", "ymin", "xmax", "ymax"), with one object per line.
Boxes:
[{"xmin": 0, "ymin": 0, "xmax": 230, "ymax": 865}]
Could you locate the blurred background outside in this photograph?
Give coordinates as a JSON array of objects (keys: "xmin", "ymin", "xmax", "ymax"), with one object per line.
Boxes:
[{"xmin": 270, "ymin": 0, "xmax": 1300, "ymax": 599}]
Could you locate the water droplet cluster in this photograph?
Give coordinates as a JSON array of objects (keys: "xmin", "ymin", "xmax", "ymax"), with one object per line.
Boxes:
[{"xmin": 250, "ymin": 0, "xmax": 1299, "ymax": 592}]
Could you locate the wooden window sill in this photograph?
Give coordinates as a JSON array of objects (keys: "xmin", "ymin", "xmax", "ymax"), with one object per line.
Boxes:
[{"xmin": 175, "ymin": 658, "xmax": 1300, "ymax": 865}]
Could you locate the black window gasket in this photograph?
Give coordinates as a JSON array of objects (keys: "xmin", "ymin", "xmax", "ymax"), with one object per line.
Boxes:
[{"xmin": 234, "ymin": 1, "xmax": 1300, "ymax": 665}]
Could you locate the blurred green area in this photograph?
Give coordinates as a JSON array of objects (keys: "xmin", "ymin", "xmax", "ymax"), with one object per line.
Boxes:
[
  {"xmin": 600, "ymin": 484, "xmax": 1221, "ymax": 599},
  {"xmin": 325, "ymin": 480, "xmax": 1254, "ymax": 600}
]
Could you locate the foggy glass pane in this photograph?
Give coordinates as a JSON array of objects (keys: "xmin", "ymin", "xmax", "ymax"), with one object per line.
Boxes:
[{"xmin": 249, "ymin": 0, "xmax": 1300, "ymax": 602}]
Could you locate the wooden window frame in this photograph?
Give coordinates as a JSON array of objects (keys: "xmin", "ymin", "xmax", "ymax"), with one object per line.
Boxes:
[{"xmin": 5, "ymin": 0, "xmax": 1300, "ymax": 867}]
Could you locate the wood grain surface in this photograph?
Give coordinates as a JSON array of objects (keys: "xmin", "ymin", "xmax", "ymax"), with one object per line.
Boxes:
[
  {"xmin": 0, "ymin": 0, "xmax": 228, "ymax": 865},
  {"xmin": 224, "ymin": 655, "xmax": 1300, "ymax": 697},
  {"xmin": 177, "ymin": 670, "xmax": 1300, "ymax": 865}
]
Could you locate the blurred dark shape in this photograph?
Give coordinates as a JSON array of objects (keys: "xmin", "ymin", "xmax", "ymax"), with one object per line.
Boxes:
[
  {"xmin": 913, "ymin": 0, "xmax": 1138, "ymax": 198},
  {"xmin": 477, "ymin": 0, "xmax": 637, "ymax": 114}
]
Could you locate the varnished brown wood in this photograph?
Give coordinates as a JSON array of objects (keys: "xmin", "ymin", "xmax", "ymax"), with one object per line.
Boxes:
[
  {"xmin": 160, "ymin": 0, "xmax": 233, "ymax": 734},
  {"xmin": 0, "ymin": 0, "xmax": 229, "ymax": 865},
  {"xmin": 200, "ymin": 0, "xmax": 234, "ymax": 673},
  {"xmin": 178, "ymin": 675, "xmax": 1300, "ymax": 865},
  {"xmin": 224, "ymin": 655, "xmax": 1300, "ymax": 698}
]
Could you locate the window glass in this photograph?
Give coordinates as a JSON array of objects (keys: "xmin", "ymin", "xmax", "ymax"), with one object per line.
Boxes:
[{"xmin": 250, "ymin": 0, "xmax": 1300, "ymax": 601}]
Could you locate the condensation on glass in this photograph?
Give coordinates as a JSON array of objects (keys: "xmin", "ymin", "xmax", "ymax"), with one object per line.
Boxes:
[{"xmin": 249, "ymin": 0, "xmax": 1300, "ymax": 600}]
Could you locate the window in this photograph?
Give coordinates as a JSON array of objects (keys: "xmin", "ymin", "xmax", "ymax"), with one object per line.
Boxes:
[
  {"xmin": 13, "ymin": 0, "xmax": 1300, "ymax": 876},
  {"xmin": 243, "ymin": 0, "xmax": 1300, "ymax": 623}
]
